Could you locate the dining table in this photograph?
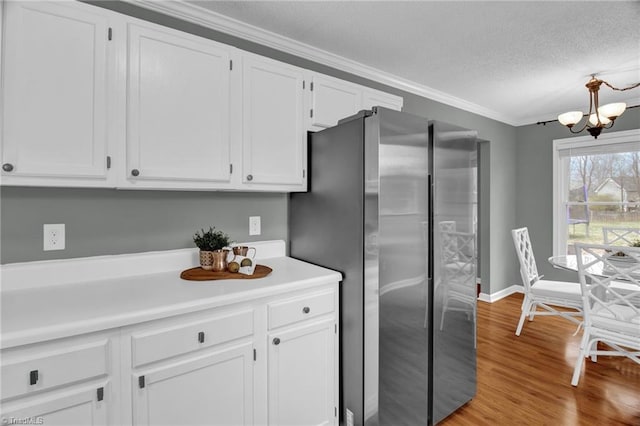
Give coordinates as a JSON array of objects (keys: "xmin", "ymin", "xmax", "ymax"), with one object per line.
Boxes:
[
  {"xmin": 549, "ymin": 254, "xmax": 640, "ymax": 301},
  {"xmin": 548, "ymin": 254, "xmax": 603, "ymax": 276}
]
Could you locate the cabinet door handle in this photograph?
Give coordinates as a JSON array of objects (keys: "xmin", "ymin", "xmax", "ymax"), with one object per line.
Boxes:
[
  {"xmin": 97, "ymin": 387, "xmax": 104, "ymax": 401},
  {"xmin": 2, "ymin": 163, "xmax": 14, "ymax": 172},
  {"xmin": 246, "ymin": 174, "xmax": 253, "ymax": 181},
  {"xmin": 198, "ymin": 331, "xmax": 205, "ymax": 343},
  {"xmin": 29, "ymin": 370, "xmax": 39, "ymax": 385},
  {"xmin": 139, "ymin": 375, "xmax": 145, "ymax": 388},
  {"xmin": 272, "ymin": 337, "xmax": 280, "ymax": 346},
  {"xmin": 131, "ymin": 169, "xmax": 140, "ymax": 177},
  {"xmin": 302, "ymin": 306, "xmax": 311, "ymax": 314}
]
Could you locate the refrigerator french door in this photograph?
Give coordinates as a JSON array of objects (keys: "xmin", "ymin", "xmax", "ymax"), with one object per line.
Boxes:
[{"xmin": 289, "ymin": 107, "xmax": 477, "ymax": 425}]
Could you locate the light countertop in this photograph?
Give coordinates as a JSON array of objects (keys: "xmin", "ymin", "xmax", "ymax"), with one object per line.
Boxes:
[{"xmin": 1, "ymin": 255, "xmax": 341, "ymax": 349}]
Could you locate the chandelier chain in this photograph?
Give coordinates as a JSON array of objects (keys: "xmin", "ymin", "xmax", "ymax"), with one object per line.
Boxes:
[{"xmin": 601, "ymin": 80, "xmax": 640, "ymax": 92}]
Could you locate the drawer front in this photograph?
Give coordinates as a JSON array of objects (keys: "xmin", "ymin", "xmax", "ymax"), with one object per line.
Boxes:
[
  {"xmin": 132, "ymin": 309, "xmax": 254, "ymax": 367},
  {"xmin": 1, "ymin": 340, "xmax": 109, "ymax": 400},
  {"xmin": 268, "ymin": 288, "xmax": 335, "ymax": 330}
]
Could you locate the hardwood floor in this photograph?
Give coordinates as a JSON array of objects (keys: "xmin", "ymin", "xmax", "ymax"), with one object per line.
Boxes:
[{"xmin": 439, "ymin": 293, "xmax": 640, "ymax": 425}]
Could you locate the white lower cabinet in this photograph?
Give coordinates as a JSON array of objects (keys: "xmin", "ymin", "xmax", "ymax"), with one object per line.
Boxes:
[
  {"xmin": 0, "ymin": 284, "xmax": 338, "ymax": 426},
  {"xmin": 132, "ymin": 342, "xmax": 254, "ymax": 426},
  {"xmin": 0, "ymin": 333, "xmax": 119, "ymax": 426},
  {"xmin": 1, "ymin": 382, "xmax": 110, "ymax": 426},
  {"xmin": 268, "ymin": 318, "xmax": 337, "ymax": 426}
]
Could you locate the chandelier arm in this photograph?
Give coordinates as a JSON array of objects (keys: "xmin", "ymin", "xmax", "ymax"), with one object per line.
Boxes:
[
  {"xmin": 586, "ymin": 85, "xmax": 597, "ymax": 128},
  {"xmin": 569, "ymin": 124, "xmax": 589, "ymax": 134},
  {"xmin": 601, "ymin": 80, "xmax": 640, "ymax": 91}
]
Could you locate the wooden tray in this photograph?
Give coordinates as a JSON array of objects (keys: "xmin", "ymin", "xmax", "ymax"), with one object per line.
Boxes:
[{"xmin": 180, "ymin": 265, "xmax": 273, "ymax": 281}]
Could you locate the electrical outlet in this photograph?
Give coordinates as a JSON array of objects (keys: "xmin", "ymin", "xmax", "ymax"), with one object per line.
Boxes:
[
  {"xmin": 43, "ymin": 224, "xmax": 65, "ymax": 251},
  {"xmin": 346, "ymin": 409, "xmax": 354, "ymax": 426},
  {"xmin": 249, "ymin": 216, "xmax": 261, "ymax": 236}
]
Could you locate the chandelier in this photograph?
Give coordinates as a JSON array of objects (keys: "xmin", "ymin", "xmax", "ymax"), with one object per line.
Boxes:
[{"xmin": 557, "ymin": 76, "xmax": 640, "ymax": 139}]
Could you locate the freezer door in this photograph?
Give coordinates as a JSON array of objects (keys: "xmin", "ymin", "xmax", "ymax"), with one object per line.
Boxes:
[
  {"xmin": 290, "ymin": 117, "xmax": 367, "ymax": 425},
  {"xmin": 365, "ymin": 108, "xmax": 430, "ymax": 426},
  {"xmin": 430, "ymin": 121, "xmax": 478, "ymax": 424}
]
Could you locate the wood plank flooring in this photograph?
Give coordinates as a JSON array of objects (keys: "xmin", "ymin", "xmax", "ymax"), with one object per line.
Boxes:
[{"xmin": 439, "ymin": 293, "xmax": 640, "ymax": 425}]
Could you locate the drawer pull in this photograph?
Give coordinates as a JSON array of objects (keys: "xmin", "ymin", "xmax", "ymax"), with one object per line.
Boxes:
[
  {"xmin": 97, "ymin": 387, "xmax": 104, "ymax": 401},
  {"xmin": 198, "ymin": 331, "xmax": 205, "ymax": 343},
  {"xmin": 29, "ymin": 370, "xmax": 39, "ymax": 385},
  {"xmin": 139, "ymin": 375, "xmax": 145, "ymax": 389},
  {"xmin": 273, "ymin": 337, "xmax": 280, "ymax": 346},
  {"xmin": 2, "ymin": 163, "xmax": 14, "ymax": 172},
  {"xmin": 302, "ymin": 306, "xmax": 311, "ymax": 314},
  {"xmin": 131, "ymin": 169, "xmax": 140, "ymax": 177}
]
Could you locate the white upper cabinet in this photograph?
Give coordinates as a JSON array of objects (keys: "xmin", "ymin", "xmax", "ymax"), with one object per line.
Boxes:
[
  {"xmin": 1, "ymin": 1, "xmax": 113, "ymax": 187},
  {"xmin": 310, "ymin": 75, "xmax": 362, "ymax": 130},
  {"xmin": 241, "ymin": 53, "xmax": 307, "ymax": 191},
  {"xmin": 362, "ymin": 87, "xmax": 404, "ymax": 112},
  {"xmin": 0, "ymin": 1, "xmax": 401, "ymax": 192},
  {"xmin": 308, "ymin": 73, "xmax": 404, "ymax": 131},
  {"xmin": 123, "ymin": 20, "xmax": 234, "ymax": 189}
]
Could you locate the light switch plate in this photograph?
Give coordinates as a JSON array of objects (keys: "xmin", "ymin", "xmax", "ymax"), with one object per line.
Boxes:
[
  {"xmin": 249, "ymin": 216, "xmax": 261, "ymax": 236},
  {"xmin": 43, "ymin": 224, "xmax": 65, "ymax": 251}
]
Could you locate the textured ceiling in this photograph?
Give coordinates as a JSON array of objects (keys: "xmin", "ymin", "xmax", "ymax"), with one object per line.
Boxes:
[{"xmin": 183, "ymin": 0, "xmax": 640, "ymax": 126}]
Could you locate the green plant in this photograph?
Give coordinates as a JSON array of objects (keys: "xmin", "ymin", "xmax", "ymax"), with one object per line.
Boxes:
[
  {"xmin": 630, "ymin": 239, "xmax": 640, "ymax": 248},
  {"xmin": 193, "ymin": 227, "xmax": 232, "ymax": 251}
]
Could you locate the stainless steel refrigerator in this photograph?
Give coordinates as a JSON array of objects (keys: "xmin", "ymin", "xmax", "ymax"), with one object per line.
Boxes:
[{"xmin": 289, "ymin": 107, "xmax": 478, "ymax": 425}]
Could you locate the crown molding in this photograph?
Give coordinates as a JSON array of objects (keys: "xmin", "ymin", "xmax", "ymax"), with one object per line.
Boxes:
[{"xmin": 121, "ymin": 0, "xmax": 518, "ymax": 126}]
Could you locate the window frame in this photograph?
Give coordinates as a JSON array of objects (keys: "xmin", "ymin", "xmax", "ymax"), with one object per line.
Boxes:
[{"xmin": 552, "ymin": 128, "xmax": 640, "ymax": 256}]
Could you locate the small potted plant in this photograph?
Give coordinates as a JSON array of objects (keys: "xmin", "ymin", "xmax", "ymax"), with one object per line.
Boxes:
[{"xmin": 193, "ymin": 227, "xmax": 233, "ymax": 271}]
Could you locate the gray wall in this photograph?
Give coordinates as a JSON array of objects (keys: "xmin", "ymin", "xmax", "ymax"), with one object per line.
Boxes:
[
  {"xmin": 0, "ymin": 188, "xmax": 287, "ymax": 263},
  {"xmin": 402, "ymin": 95, "xmax": 518, "ymax": 295},
  {"xmin": 515, "ymin": 108, "xmax": 640, "ymax": 284},
  {"xmin": 2, "ymin": 1, "xmax": 522, "ymax": 295}
]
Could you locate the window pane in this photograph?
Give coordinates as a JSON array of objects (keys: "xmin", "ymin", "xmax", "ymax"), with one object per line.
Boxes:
[{"xmin": 565, "ymin": 150, "xmax": 640, "ymax": 254}]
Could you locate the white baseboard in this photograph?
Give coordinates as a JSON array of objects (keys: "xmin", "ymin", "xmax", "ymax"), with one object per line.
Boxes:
[{"xmin": 478, "ymin": 285, "xmax": 523, "ymax": 303}]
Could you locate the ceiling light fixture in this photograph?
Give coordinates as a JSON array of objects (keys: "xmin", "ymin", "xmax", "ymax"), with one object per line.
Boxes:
[{"xmin": 558, "ymin": 76, "xmax": 640, "ymax": 139}]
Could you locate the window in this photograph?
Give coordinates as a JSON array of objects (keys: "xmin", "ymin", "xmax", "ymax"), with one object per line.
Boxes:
[{"xmin": 553, "ymin": 129, "xmax": 640, "ymax": 256}]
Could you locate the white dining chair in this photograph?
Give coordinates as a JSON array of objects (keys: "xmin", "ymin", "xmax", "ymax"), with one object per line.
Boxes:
[
  {"xmin": 572, "ymin": 243, "xmax": 640, "ymax": 386},
  {"xmin": 602, "ymin": 227, "xmax": 640, "ymax": 246},
  {"xmin": 439, "ymin": 228, "xmax": 477, "ymax": 346},
  {"xmin": 511, "ymin": 227, "xmax": 582, "ymax": 336}
]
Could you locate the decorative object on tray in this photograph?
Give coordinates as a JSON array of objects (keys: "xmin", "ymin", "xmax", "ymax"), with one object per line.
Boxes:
[
  {"xmin": 228, "ymin": 245, "xmax": 257, "ymax": 275},
  {"xmin": 192, "ymin": 227, "xmax": 233, "ymax": 271},
  {"xmin": 180, "ymin": 265, "xmax": 273, "ymax": 281}
]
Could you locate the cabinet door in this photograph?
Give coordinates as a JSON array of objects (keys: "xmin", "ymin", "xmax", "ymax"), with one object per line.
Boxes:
[
  {"xmin": 126, "ymin": 21, "xmax": 232, "ymax": 187},
  {"xmin": 1, "ymin": 1, "xmax": 112, "ymax": 186},
  {"xmin": 310, "ymin": 75, "xmax": 362, "ymax": 129},
  {"xmin": 268, "ymin": 318, "xmax": 336, "ymax": 426},
  {"xmin": 242, "ymin": 54, "xmax": 306, "ymax": 190},
  {"xmin": 1, "ymin": 383, "xmax": 109, "ymax": 426},
  {"xmin": 132, "ymin": 342, "xmax": 253, "ymax": 426},
  {"xmin": 362, "ymin": 88, "xmax": 403, "ymax": 111}
]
